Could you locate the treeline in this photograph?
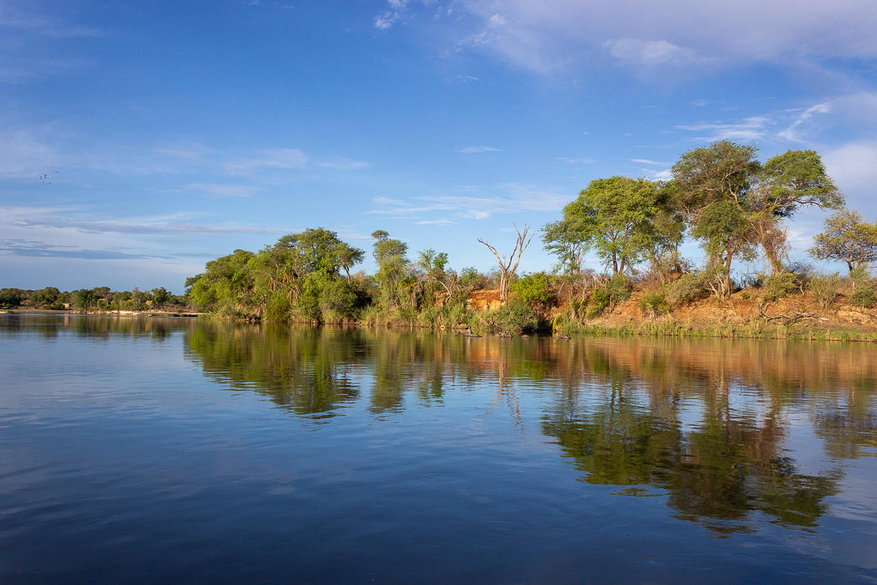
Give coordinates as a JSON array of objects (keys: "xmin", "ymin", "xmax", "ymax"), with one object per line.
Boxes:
[
  {"xmin": 8, "ymin": 140, "xmax": 876, "ymax": 333},
  {"xmin": 183, "ymin": 140, "xmax": 877, "ymax": 333},
  {"xmin": 185, "ymin": 227, "xmax": 483, "ymax": 327},
  {"xmin": 0, "ymin": 286, "xmax": 187, "ymax": 312}
]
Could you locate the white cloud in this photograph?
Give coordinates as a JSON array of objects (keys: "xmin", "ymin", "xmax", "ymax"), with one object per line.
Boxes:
[
  {"xmin": 778, "ymin": 103, "xmax": 831, "ymax": 141},
  {"xmin": 605, "ymin": 38, "xmax": 699, "ymax": 66},
  {"xmin": 823, "ymin": 141, "xmax": 877, "ymax": 201},
  {"xmin": 0, "ymin": 126, "xmax": 57, "ymax": 178},
  {"xmin": 631, "ymin": 158, "xmax": 666, "ymax": 165},
  {"xmin": 556, "ymin": 157, "xmax": 596, "ymax": 164},
  {"xmin": 225, "ymin": 148, "xmax": 308, "ymax": 174},
  {"xmin": 369, "ymin": 182, "xmax": 568, "ymax": 220},
  {"xmin": 382, "ymin": 0, "xmax": 877, "ymax": 76},
  {"xmin": 416, "ymin": 219, "xmax": 455, "ymax": 225},
  {"xmin": 675, "ymin": 116, "xmax": 772, "ymax": 142},
  {"xmin": 459, "ymin": 146, "xmax": 503, "ymax": 154},
  {"xmin": 317, "ymin": 159, "xmax": 371, "ymax": 170},
  {"xmin": 185, "ymin": 183, "xmax": 261, "ymax": 198}
]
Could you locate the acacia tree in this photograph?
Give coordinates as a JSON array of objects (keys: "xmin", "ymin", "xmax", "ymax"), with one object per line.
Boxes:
[
  {"xmin": 673, "ymin": 141, "xmax": 843, "ymax": 293},
  {"xmin": 751, "ymin": 150, "xmax": 843, "ymax": 273},
  {"xmin": 478, "ymin": 224, "xmax": 533, "ymax": 305},
  {"xmin": 543, "ymin": 177, "xmax": 676, "ymax": 279},
  {"xmin": 672, "ymin": 141, "xmax": 761, "ymax": 294},
  {"xmin": 809, "ymin": 209, "xmax": 877, "ymax": 273}
]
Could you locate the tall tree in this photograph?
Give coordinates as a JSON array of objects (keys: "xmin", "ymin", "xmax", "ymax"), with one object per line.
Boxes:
[
  {"xmin": 545, "ymin": 176, "xmax": 670, "ymax": 277},
  {"xmin": 478, "ymin": 224, "xmax": 532, "ymax": 305},
  {"xmin": 751, "ymin": 150, "xmax": 843, "ymax": 273},
  {"xmin": 673, "ymin": 142, "xmax": 843, "ymax": 289},
  {"xmin": 372, "ymin": 230, "xmax": 409, "ymax": 310},
  {"xmin": 672, "ymin": 140, "xmax": 761, "ymax": 293}
]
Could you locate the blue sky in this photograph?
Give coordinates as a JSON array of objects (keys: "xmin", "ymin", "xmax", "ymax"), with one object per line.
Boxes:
[{"xmin": 2, "ymin": 0, "xmax": 877, "ymax": 292}]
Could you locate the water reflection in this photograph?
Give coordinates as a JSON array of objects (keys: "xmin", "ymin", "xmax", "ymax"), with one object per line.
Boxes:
[
  {"xmin": 181, "ymin": 323, "xmax": 877, "ymax": 533},
  {"xmin": 5, "ymin": 314, "xmax": 875, "ymax": 536},
  {"xmin": 0, "ymin": 313, "xmax": 192, "ymax": 340}
]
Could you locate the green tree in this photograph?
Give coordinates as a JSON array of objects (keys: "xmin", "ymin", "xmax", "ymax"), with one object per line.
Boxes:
[
  {"xmin": 372, "ymin": 230, "xmax": 409, "ymax": 310},
  {"xmin": 672, "ymin": 141, "xmax": 761, "ymax": 293},
  {"xmin": 750, "ymin": 149, "xmax": 843, "ymax": 273},
  {"xmin": 673, "ymin": 141, "xmax": 842, "ymax": 289},
  {"xmin": 151, "ymin": 287, "xmax": 171, "ymax": 307},
  {"xmin": 74, "ymin": 288, "xmax": 95, "ymax": 312},
  {"xmin": 31, "ymin": 286, "xmax": 61, "ymax": 308},
  {"xmin": 544, "ymin": 177, "xmax": 669, "ymax": 278},
  {"xmin": 809, "ymin": 209, "xmax": 877, "ymax": 273}
]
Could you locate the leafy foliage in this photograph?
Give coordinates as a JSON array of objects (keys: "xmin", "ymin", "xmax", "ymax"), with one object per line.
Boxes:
[
  {"xmin": 639, "ymin": 293, "xmax": 670, "ymax": 318},
  {"xmin": 809, "ymin": 210, "xmax": 877, "ymax": 273},
  {"xmin": 761, "ymin": 271, "xmax": 799, "ymax": 302},
  {"xmin": 807, "ymin": 273, "xmax": 840, "ymax": 311},
  {"xmin": 511, "ymin": 272, "xmax": 551, "ymax": 306}
]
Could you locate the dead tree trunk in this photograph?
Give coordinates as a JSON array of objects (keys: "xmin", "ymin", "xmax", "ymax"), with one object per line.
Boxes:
[{"xmin": 477, "ymin": 224, "xmax": 533, "ymax": 305}]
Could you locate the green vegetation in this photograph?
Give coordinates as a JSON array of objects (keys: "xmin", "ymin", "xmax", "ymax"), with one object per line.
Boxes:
[
  {"xmin": 0, "ymin": 285, "xmax": 188, "ymax": 312},
  {"xmin": 5, "ymin": 140, "xmax": 876, "ymax": 340}
]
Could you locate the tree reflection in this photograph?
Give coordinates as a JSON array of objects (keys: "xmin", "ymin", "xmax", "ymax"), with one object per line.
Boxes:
[
  {"xmin": 185, "ymin": 322, "xmax": 361, "ymax": 418},
  {"xmin": 540, "ymin": 340, "xmax": 847, "ymax": 533},
  {"xmin": 177, "ymin": 322, "xmax": 874, "ymax": 533}
]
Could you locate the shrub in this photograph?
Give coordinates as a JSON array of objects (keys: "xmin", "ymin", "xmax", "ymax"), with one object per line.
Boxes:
[
  {"xmin": 807, "ymin": 273, "xmax": 840, "ymax": 311},
  {"xmin": 762, "ymin": 271, "xmax": 799, "ymax": 302},
  {"xmin": 483, "ymin": 302, "xmax": 539, "ymax": 334},
  {"xmin": 640, "ymin": 293, "xmax": 670, "ymax": 318},
  {"xmin": 667, "ymin": 272, "xmax": 708, "ymax": 305},
  {"xmin": 511, "ymin": 272, "xmax": 551, "ymax": 305},
  {"xmin": 850, "ymin": 266, "xmax": 872, "ymax": 289},
  {"xmin": 851, "ymin": 287, "xmax": 876, "ymax": 308}
]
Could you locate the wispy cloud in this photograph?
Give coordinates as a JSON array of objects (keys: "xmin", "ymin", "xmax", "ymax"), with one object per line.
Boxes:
[
  {"xmin": 458, "ymin": 146, "xmax": 503, "ymax": 154},
  {"xmin": 225, "ymin": 148, "xmax": 308, "ymax": 174},
  {"xmin": 556, "ymin": 157, "xmax": 596, "ymax": 164},
  {"xmin": 2, "ymin": 206, "xmax": 287, "ymax": 237},
  {"xmin": 604, "ymin": 38, "xmax": 700, "ymax": 67},
  {"xmin": 675, "ymin": 116, "xmax": 772, "ymax": 142},
  {"xmin": 416, "ymin": 219, "xmax": 455, "ymax": 225},
  {"xmin": 186, "ymin": 183, "xmax": 261, "ymax": 198},
  {"xmin": 631, "ymin": 158, "xmax": 668, "ymax": 165},
  {"xmin": 380, "ymin": 1, "xmax": 877, "ymax": 78},
  {"xmin": 778, "ymin": 103, "xmax": 831, "ymax": 141},
  {"xmin": 369, "ymin": 183, "xmax": 568, "ymax": 220},
  {"xmin": 317, "ymin": 158, "xmax": 371, "ymax": 170}
]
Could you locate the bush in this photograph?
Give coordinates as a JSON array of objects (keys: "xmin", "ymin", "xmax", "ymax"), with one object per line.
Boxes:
[
  {"xmin": 511, "ymin": 272, "xmax": 551, "ymax": 305},
  {"xmin": 850, "ymin": 266, "xmax": 872, "ymax": 289},
  {"xmin": 808, "ymin": 273, "xmax": 840, "ymax": 311},
  {"xmin": 667, "ymin": 272, "xmax": 708, "ymax": 305},
  {"xmin": 319, "ymin": 280, "xmax": 360, "ymax": 319},
  {"xmin": 762, "ymin": 271, "xmax": 799, "ymax": 302},
  {"xmin": 583, "ymin": 275, "xmax": 631, "ymax": 319},
  {"xmin": 483, "ymin": 302, "xmax": 539, "ymax": 334},
  {"xmin": 851, "ymin": 287, "xmax": 876, "ymax": 308},
  {"xmin": 640, "ymin": 293, "xmax": 670, "ymax": 318}
]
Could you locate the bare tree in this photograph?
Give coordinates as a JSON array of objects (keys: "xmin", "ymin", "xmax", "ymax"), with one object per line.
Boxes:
[{"xmin": 478, "ymin": 224, "xmax": 533, "ymax": 305}]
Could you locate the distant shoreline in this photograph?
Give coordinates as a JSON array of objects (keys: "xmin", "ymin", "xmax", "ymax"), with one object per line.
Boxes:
[{"xmin": 2, "ymin": 308, "xmax": 202, "ymax": 318}]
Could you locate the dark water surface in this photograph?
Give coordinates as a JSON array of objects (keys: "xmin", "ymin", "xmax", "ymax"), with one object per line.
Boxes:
[{"xmin": 1, "ymin": 314, "xmax": 876, "ymax": 583}]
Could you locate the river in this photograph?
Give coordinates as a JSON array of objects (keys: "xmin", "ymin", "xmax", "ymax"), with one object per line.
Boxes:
[{"xmin": 1, "ymin": 314, "xmax": 875, "ymax": 583}]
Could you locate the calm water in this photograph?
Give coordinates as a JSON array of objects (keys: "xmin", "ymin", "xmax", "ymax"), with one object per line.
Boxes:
[{"xmin": 1, "ymin": 314, "xmax": 876, "ymax": 584}]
